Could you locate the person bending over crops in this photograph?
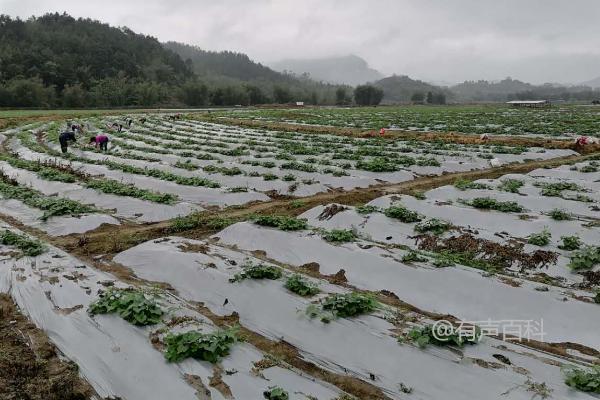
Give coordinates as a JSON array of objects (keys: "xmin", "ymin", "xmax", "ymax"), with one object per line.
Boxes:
[
  {"xmin": 59, "ymin": 129, "xmax": 76, "ymax": 153},
  {"xmin": 89, "ymin": 135, "xmax": 109, "ymax": 151}
]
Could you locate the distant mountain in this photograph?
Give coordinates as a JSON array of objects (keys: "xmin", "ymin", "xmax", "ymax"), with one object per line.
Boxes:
[
  {"xmin": 372, "ymin": 75, "xmax": 450, "ymax": 103},
  {"xmin": 451, "ymin": 78, "xmax": 534, "ymax": 102},
  {"xmin": 581, "ymin": 76, "xmax": 600, "ymax": 88},
  {"xmin": 270, "ymin": 55, "xmax": 384, "ymax": 86}
]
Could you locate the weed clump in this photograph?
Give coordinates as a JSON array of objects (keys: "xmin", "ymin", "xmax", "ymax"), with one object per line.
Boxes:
[
  {"xmin": 548, "ymin": 209, "xmax": 572, "ymax": 221},
  {"xmin": 498, "ymin": 179, "xmax": 524, "ymax": 194},
  {"xmin": 320, "ymin": 292, "xmax": 378, "ymax": 318}
]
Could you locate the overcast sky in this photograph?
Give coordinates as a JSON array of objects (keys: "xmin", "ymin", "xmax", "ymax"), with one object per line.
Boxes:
[{"xmin": 2, "ymin": 0, "xmax": 599, "ymax": 84}]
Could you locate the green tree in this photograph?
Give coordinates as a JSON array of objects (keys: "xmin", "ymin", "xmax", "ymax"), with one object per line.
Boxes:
[
  {"xmin": 273, "ymin": 85, "xmax": 293, "ymax": 103},
  {"xmin": 411, "ymin": 92, "xmax": 425, "ymax": 103},
  {"xmin": 179, "ymin": 80, "xmax": 208, "ymax": 106},
  {"xmin": 354, "ymin": 85, "xmax": 384, "ymax": 106},
  {"xmin": 426, "ymin": 91, "xmax": 434, "ymax": 104}
]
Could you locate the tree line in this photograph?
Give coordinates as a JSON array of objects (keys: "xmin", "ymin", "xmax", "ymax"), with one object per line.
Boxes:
[{"xmin": 0, "ymin": 13, "xmax": 385, "ymax": 108}]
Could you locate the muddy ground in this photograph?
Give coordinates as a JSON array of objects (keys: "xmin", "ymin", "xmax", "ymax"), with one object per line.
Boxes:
[{"xmin": 0, "ymin": 294, "xmax": 95, "ymax": 400}]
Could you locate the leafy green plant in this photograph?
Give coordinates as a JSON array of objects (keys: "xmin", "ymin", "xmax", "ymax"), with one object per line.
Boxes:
[
  {"xmin": 454, "ymin": 179, "xmax": 491, "ymax": 191},
  {"xmin": 322, "ymin": 229, "xmax": 356, "ymax": 242},
  {"xmin": 562, "ymin": 365, "xmax": 600, "ymax": 393},
  {"xmin": 229, "ymin": 262, "xmax": 282, "ymax": 282},
  {"xmin": 85, "ymin": 179, "xmax": 178, "ymax": 204},
  {"xmin": 285, "ymin": 274, "xmax": 319, "ymax": 296},
  {"xmin": 319, "ymin": 292, "xmax": 378, "ymax": 318},
  {"xmin": 568, "ymin": 246, "xmax": 600, "ymax": 270},
  {"xmin": 527, "ymin": 228, "xmax": 551, "ymax": 246},
  {"xmin": 548, "ymin": 208, "xmax": 572, "ymax": 221},
  {"xmin": 498, "ymin": 179, "xmax": 524, "ymax": 193},
  {"xmin": 402, "ymin": 251, "xmax": 428, "ymax": 263},
  {"xmin": 355, "ymin": 158, "xmax": 399, "ymax": 172},
  {"xmin": 88, "ymin": 288, "xmax": 163, "ymax": 326},
  {"xmin": 414, "ymin": 218, "xmax": 451, "ymax": 235},
  {"xmin": 558, "ymin": 236, "xmax": 581, "ymax": 251},
  {"xmin": 464, "ymin": 197, "xmax": 524, "ymax": 213},
  {"xmin": 0, "ymin": 179, "xmax": 98, "ymax": 221},
  {"xmin": 263, "ymin": 386, "xmax": 289, "ymax": 400},
  {"xmin": 356, "ymin": 204, "xmax": 379, "ymax": 214},
  {"xmin": 174, "ymin": 160, "xmax": 198, "ymax": 170},
  {"xmin": 405, "ymin": 324, "xmax": 481, "ymax": 348},
  {"xmin": 0, "ymin": 229, "xmax": 45, "ymax": 256},
  {"xmin": 384, "ymin": 205, "xmax": 422, "ymax": 223},
  {"xmin": 253, "ymin": 215, "xmax": 308, "ymax": 231},
  {"xmin": 164, "ymin": 327, "xmax": 238, "ymax": 363}
]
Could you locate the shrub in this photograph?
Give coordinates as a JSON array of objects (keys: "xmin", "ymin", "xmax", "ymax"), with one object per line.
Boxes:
[
  {"xmin": 558, "ymin": 236, "xmax": 581, "ymax": 251},
  {"xmin": 285, "ymin": 274, "xmax": 319, "ymax": 296},
  {"xmin": 230, "ymin": 262, "xmax": 282, "ymax": 282},
  {"xmin": 322, "ymin": 229, "xmax": 356, "ymax": 243},
  {"xmin": 465, "ymin": 197, "xmax": 524, "ymax": 213},
  {"xmin": 414, "ymin": 218, "xmax": 451, "ymax": 235},
  {"xmin": 88, "ymin": 288, "xmax": 163, "ymax": 326},
  {"xmin": 384, "ymin": 205, "xmax": 422, "ymax": 223},
  {"xmin": 253, "ymin": 215, "xmax": 308, "ymax": 231},
  {"xmin": 562, "ymin": 365, "xmax": 600, "ymax": 393},
  {"xmin": 0, "ymin": 229, "xmax": 45, "ymax": 256},
  {"xmin": 320, "ymin": 292, "xmax": 378, "ymax": 318},
  {"xmin": 527, "ymin": 229, "xmax": 551, "ymax": 247},
  {"xmin": 164, "ymin": 327, "xmax": 238, "ymax": 363},
  {"xmin": 548, "ymin": 209, "xmax": 572, "ymax": 221},
  {"xmin": 568, "ymin": 246, "xmax": 600, "ymax": 270},
  {"xmin": 263, "ymin": 386, "xmax": 289, "ymax": 400}
]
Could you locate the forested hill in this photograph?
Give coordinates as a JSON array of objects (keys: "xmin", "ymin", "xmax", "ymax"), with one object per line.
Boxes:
[
  {"xmin": 0, "ymin": 13, "xmax": 191, "ymax": 89},
  {"xmin": 0, "ymin": 13, "xmax": 344, "ymax": 108},
  {"xmin": 164, "ymin": 41, "xmax": 292, "ymax": 83}
]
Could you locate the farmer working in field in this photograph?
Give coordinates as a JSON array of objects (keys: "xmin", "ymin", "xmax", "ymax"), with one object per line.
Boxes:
[
  {"xmin": 59, "ymin": 128, "xmax": 77, "ymax": 153},
  {"xmin": 89, "ymin": 134, "xmax": 110, "ymax": 151}
]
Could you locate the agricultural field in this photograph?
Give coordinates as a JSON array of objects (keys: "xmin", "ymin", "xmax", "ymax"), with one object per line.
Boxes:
[
  {"xmin": 0, "ymin": 110, "xmax": 599, "ymax": 400},
  {"xmin": 212, "ymin": 105, "xmax": 600, "ymax": 137}
]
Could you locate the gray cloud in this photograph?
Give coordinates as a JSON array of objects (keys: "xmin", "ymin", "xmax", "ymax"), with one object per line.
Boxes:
[{"xmin": 2, "ymin": 0, "xmax": 599, "ymax": 84}]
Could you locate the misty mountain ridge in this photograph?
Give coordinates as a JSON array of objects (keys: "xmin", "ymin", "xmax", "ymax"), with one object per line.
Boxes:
[
  {"xmin": 581, "ymin": 76, "xmax": 600, "ymax": 88},
  {"xmin": 270, "ymin": 55, "xmax": 384, "ymax": 86}
]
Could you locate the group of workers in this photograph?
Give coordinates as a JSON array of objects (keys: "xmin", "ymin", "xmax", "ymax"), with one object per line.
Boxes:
[{"xmin": 59, "ymin": 121, "xmax": 110, "ymax": 154}]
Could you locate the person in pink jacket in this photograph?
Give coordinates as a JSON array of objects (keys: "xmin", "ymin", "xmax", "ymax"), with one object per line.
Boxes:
[{"xmin": 89, "ymin": 134, "xmax": 110, "ymax": 151}]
